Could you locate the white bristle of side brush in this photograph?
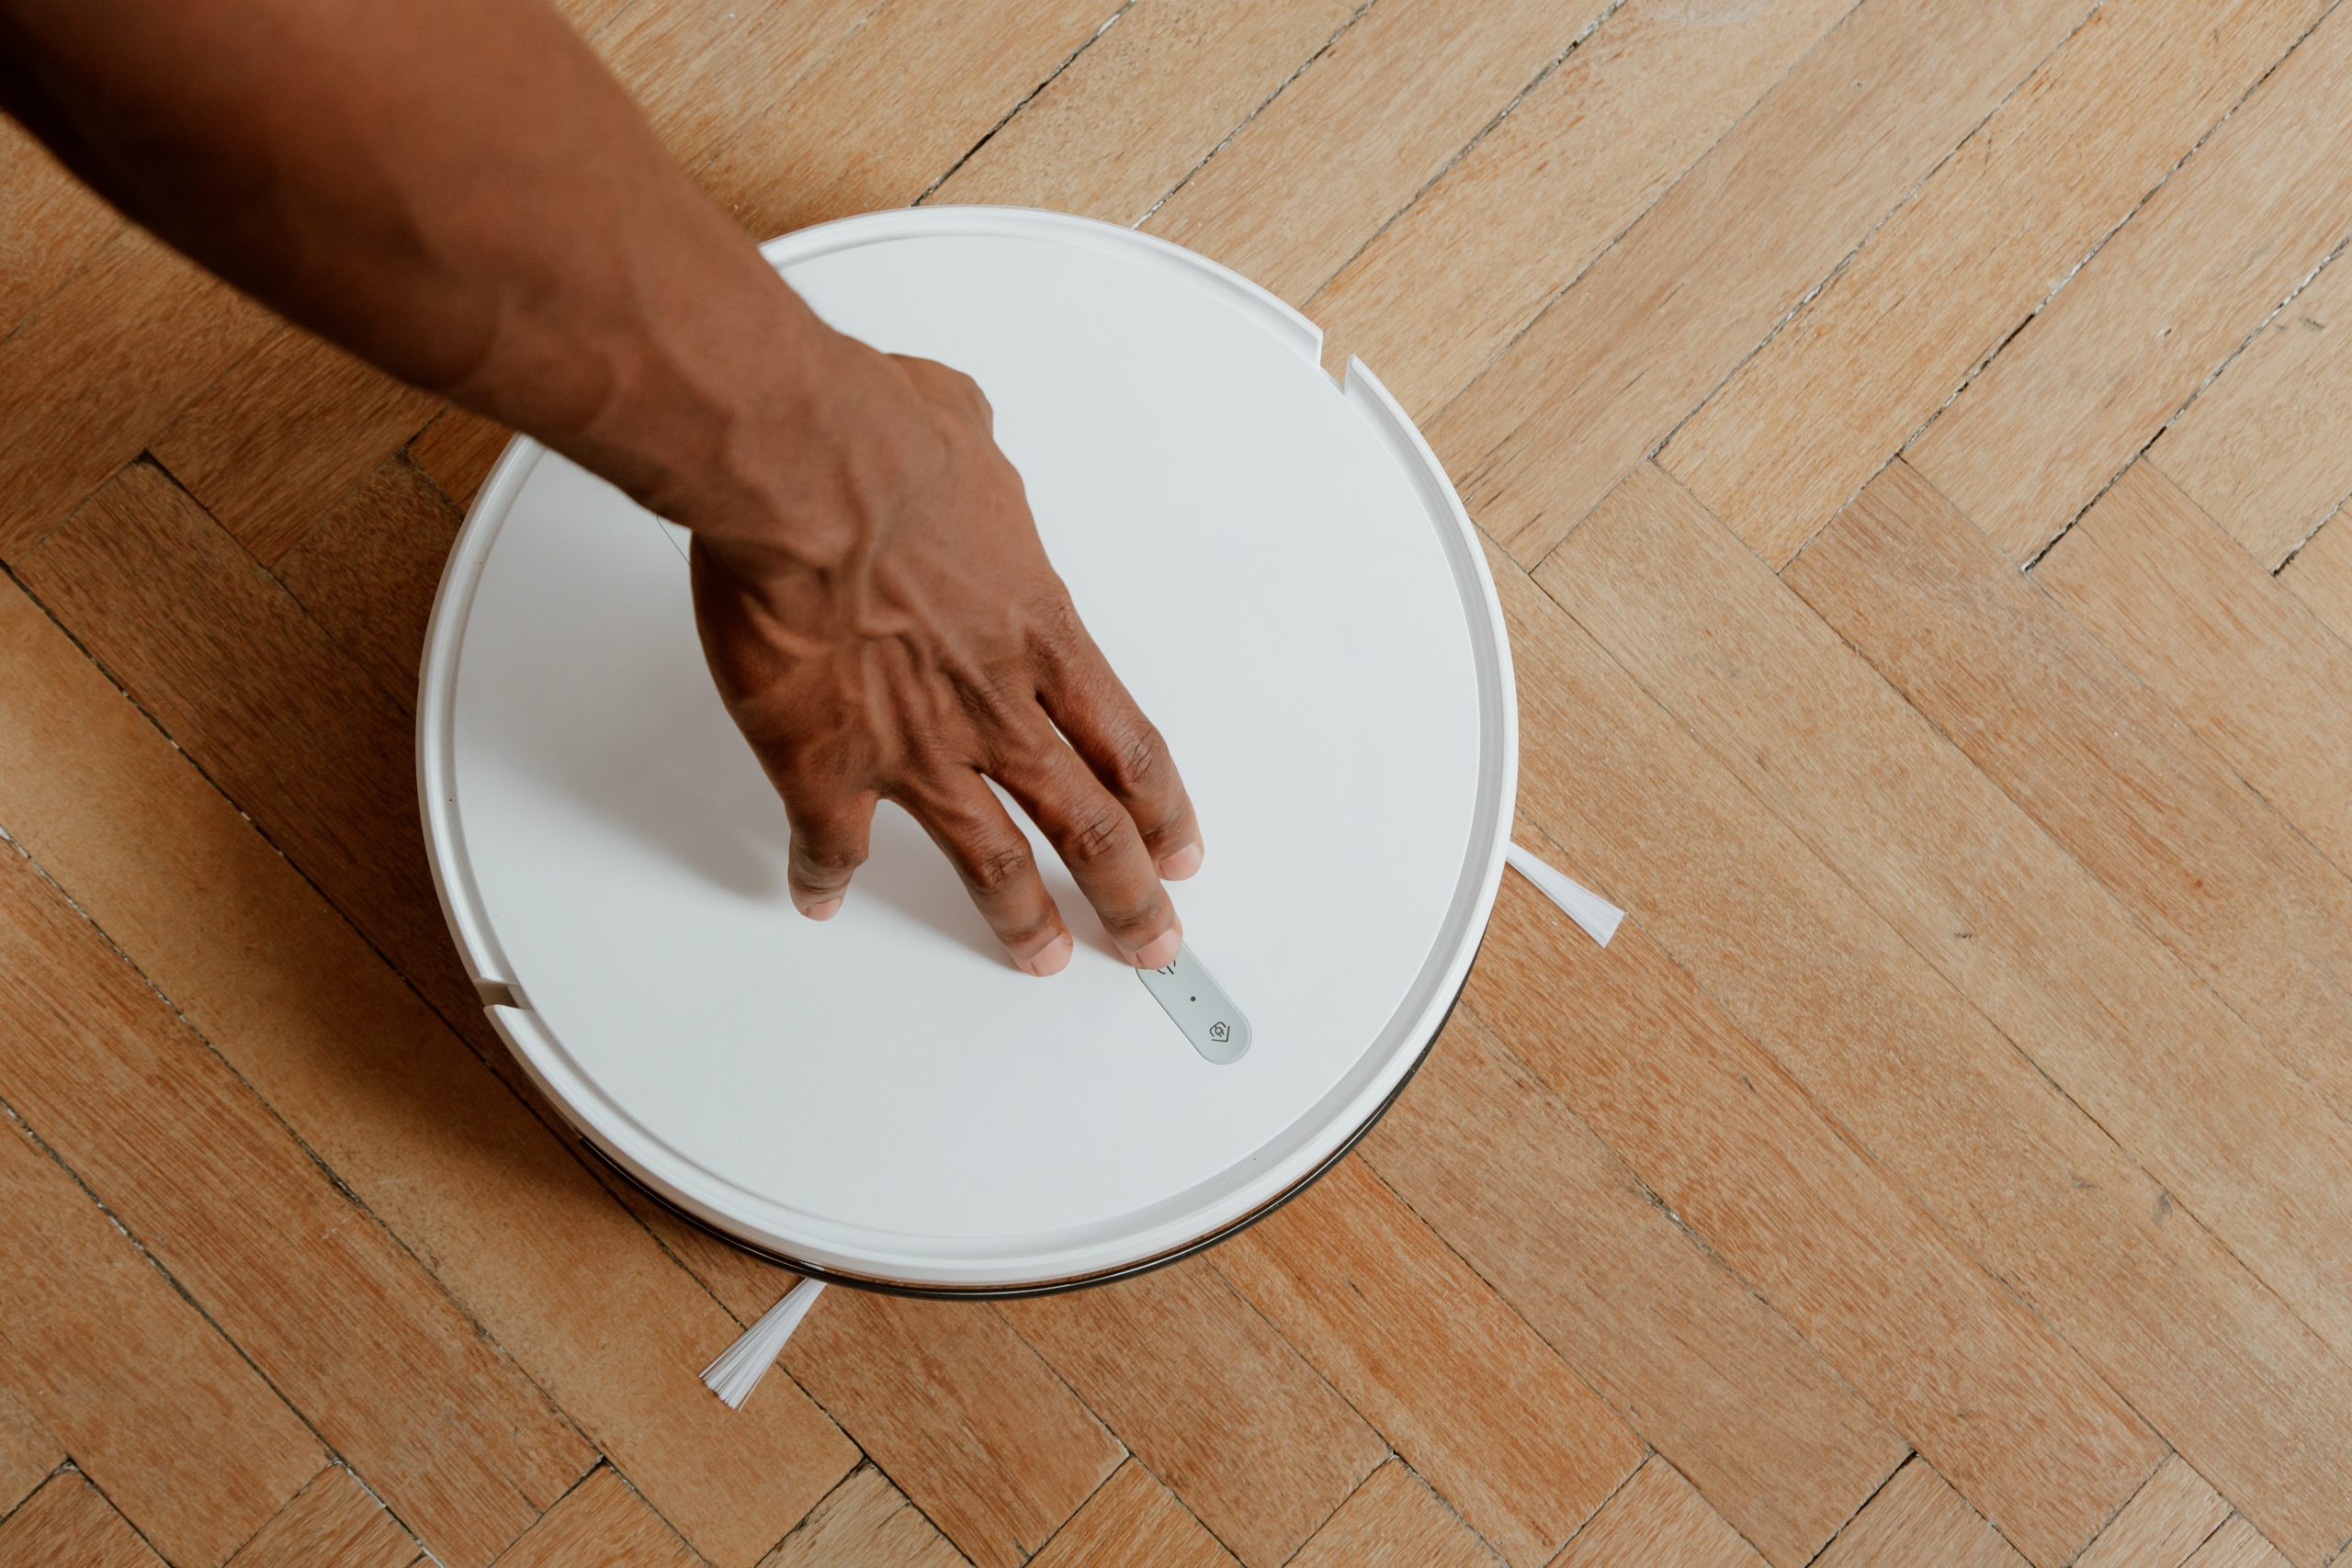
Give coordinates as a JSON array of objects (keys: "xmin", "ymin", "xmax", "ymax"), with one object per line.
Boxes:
[
  {"xmin": 1504, "ymin": 840, "xmax": 1624, "ymax": 947},
  {"xmin": 703, "ymin": 1277, "xmax": 826, "ymax": 1409}
]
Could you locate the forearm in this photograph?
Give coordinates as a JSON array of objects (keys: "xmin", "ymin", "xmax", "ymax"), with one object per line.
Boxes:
[{"xmin": 0, "ymin": 0, "xmax": 844, "ymax": 551}]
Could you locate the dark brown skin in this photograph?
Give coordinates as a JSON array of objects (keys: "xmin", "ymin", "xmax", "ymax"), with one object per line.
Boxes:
[{"xmin": 0, "ymin": 0, "xmax": 1198, "ymax": 976}]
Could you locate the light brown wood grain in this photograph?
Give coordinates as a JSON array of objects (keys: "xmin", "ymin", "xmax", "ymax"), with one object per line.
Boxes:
[
  {"xmin": 0, "ymin": 1118, "xmax": 317, "ymax": 1567},
  {"xmin": 14, "ymin": 463, "xmax": 488, "ymax": 1063},
  {"xmin": 0, "ymin": 231, "xmax": 267, "ymax": 559},
  {"xmin": 1468, "ymin": 871, "xmax": 2155, "ymax": 1568},
  {"xmin": 698, "ymin": 0, "xmax": 1118, "ymax": 239},
  {"xmin": 1813, "ymin": 1460, "xmax": 2025, "ymax": 1568},
  {"xmin": 408, "ymin": 407, "xmax": 513, "ymax": 508},
  {"xmin": 1911, "ymin": 4, "xmax": 2352, "ymax": 561},
  {"xmin": 0, "ymin": 581, "xmax": 860, "ymax": 1568},
  {"xmin": 1313, "ymin": 0, "xmax": 1859, "ymax": 416},
  {"xmin": 2186, "ymin": 1517, "xmax": 2296, "ymax": 1568},
  {"xmin": 272, "ymin": 457, "xmax": 464, "ymax": 712},
  {"xmin": 149, "ymin": 330, "xmax": 440, "ymax": 565},
  {"xmin": 1488, "ymin": 534, "xmax": 2352, "ymax": 1565},
  {"xmin": 1006, "ymin": 1256, "xmax": 1385, "ymax": 1568},
  {"xmin": 0, "ymin": 1472, "xmax": 161, "ymax": 1568},
  {"xmin": 0, "ymin": 122, "xmax": 120, "ymax": 336},
  {"xmin": 763, "ymin": 1467, "xmax": 973, "ymax": 1568},
  {"xmin": 2075, "ymin": 1458, "xmax": 2231, "ymax": 1568},
  {"xmin": 1667, "ymin": 0, "xmax": 2327, "ymax": 567},
  {"xmin": 2156, "ymin": 252, "xmax": 2352, "ymax": 568},
  {"xmin": 225, "ymin": 1468, "xmax": 418, "ymax": 1568},
  {"xmin": 1546, "ymin": 465, "xmax": 2352, "ymax": 1371},
  {"xmin": 934, "ymin": 0, "xmax": 1358, "ymax": 225},
  {"xmin": 1789, "ymin": 459, "xmax": 2352, "ymax": 1125},
  {"xmin": 1146, "ymin": 0, "xmax": 1609, "ymax": 305},
  {"xmin": 1288, "ymin": 1461, "xmax": 1499, "ymax": 1568},
  {"xmin": 1431, "ymin": 0, "xmax": 2086, "ymax": 566},
  {"xmin": 600, "ymin": 0, "xmax": 878, "ymax": 176},
  {"xmin": 779, "ymin": 1292, "xmax": 1120, "ymax": 1568},
  {"xmin": 1363, "ymin": 1015, "xmax": 1905, "ymax": 1568},
  {"xmin": 1214, "ymin": 1156, "xmax": 1640, "ymax": 1568},
  {"xmin": 0, "ymin": 844, "xmax": 590, "ymax": 1568},
  {"xmin": 1026, "ymin": 1463, "xmax": 1234, "ymax": 1568},
  {"xmin": 2280, "ymin": 513, "xmax": 2352, "ymax": 640},
  {"xmin": 2035, "ymin": 459, "xmax": 2352, "ymax": 875},
  {"xmin": 489, "ymin": 1468, "xmax": 696, "ymax": 1568},
  {"xmin": 0, "ymin": 1385, "xmax": 58, "ymax": 1525},
  {"xmin": 1551, "ymin": 1459, "xmax": 1764, "ymax": 1568},
  {"xmin": 761, "ymin": 1472, "xmax": 970, "ymax": 1568}
]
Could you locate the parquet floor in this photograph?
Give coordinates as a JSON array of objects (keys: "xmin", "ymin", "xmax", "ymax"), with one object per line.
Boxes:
[{"xmin": 3, "ymin": 0, "xmax": 2350, "ymax": 1563}]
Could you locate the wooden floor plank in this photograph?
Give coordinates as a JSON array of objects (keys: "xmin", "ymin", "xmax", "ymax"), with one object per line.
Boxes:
[
  {"xmin": 2280, "ymin": 513, "xmax": 2352, "ymax": 641},
  {"xmin": 1430, "ymin": 0, "xmax": 2088, "ymax": 567},
  {"xmin": 1213, "ymin": 1156, "xmax": 1642, "ymax": 1568},
  {"xmin": 1287, "ymin": 1461, "xmax": 1498, "ymax": 1568},
  {"xmin": 1144, "ymin": 0, "xmax": 1611, "ymax": 305},
  {"xmin": 600, "ymin": 0, "xmax": 878, "ymax": 176},
  {"xmin": 1910, "ymin": 4, "xmax": 2352, "ymax": 562},
  {"xmin": 932, "ymin": 0, "xmax": 1359, "ymax": 226},
  {"xmin": 1787, "ymin": 459, "xmax": 2352, "ymax": 1125},
  {"xmin": 2155, "ymin": 251, "xmax": 2352, "ymax": 569},
  {"xmin": 1468, "ymin": 873, "xmax": 2156, "ymax": 1568},
  {"xmin": 1005, "ymin": 1255, "xmax": 1385, "ymax": 1568},
  {"xmin": 1546, "ymin": 465, "xmax": 2352, "ymax": 1371},
  {"xmin": 0, "ymin": 1472, "xmax": 162, "ymax": 1568},
  {"xmin": 270, "ymin": 457, "xmax": 464, "ymax": 713},
  {"xmin": 1489, "ymin": 536, "xmax": 2352, "ymax": 1566},
  {"xmin": 1312, "ymin": 0, "xmax": 1857, "ymax": 417},
  {"xmin": 2188, "ymin": 1517, "xmax": 2296, "ymax": 1568},
  {"xmin": 0, "ymin": 1386, "xmax": 59, "ymax": 1525},
  {"xmin": 1026, "ymin": 1463, "xmax": 1233, "ymax": 1568},
  {"xmin": 408, "ymin": 407, "xmax": 512, "ymax": 509},
  {"xmin": 763, "ymin": 1467, "xmax": 972, "ymax": 1568},
  {"xmin": 0, "ymin": 1117, "xmax": 318, "ymax": 1568},
  {"xmin": 148, "ymin": 330, "xmax": 440, "ymax": 566},
  {"xmin": 1363, "ymin": 1015, "xmax": 1905, "ymax": 1568},
  {"xmin": 0, "ymin": 122, "xmax": 121, "ymax": 336},
  {"xmin": 1550, "ymin": 1459, "xmax": 1765, "ymax": 1568},
  {"xmin": 0, "ymin": 581, "xmax": 861, "ymax": 1568},
  {"xmin": 224, "ymin": 1468, "xmax": 418, "ymax": 1568},
  {"xmin": 0, "ymin": 231, "xmax": 268, "ymax": 560},
  {"xmin": 2075, "ymin": 1457, "xmax": 2231, "ymax": 1568},
  {"xmin": 488, "ymin": 1468, "xmax": 695, "ymax": 1568},
  {"xmin": 2034, "ymin": 459, "xmax": 2352, "ymax": 876},
  {"xmin": 778, "ymin": 1292, "xmax": 1122, "ymax": 1568},
  {"xmin": 1814, "ymin": 1459, "xmax": 2024, "ymax": 1568},
  {"xmin": 13, "ymin": 464, "xmax": 495, "ymax": 1069},
  {"xmin": 0, "ymin": 843, "xmax": 589, "ymax": 1568},
  {"xmin": 1666, "ymin": 0, "xmax": 2328, "ymax": 568},
  {"xmin": 696, "ymin": 0, "xmax": 1119, "ymax": 240}
]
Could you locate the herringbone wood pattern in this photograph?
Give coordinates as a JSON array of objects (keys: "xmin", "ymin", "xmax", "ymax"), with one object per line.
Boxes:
[{"xmin": 3, "ymin": 0, "xmax": 2349, "ymax": 1563}]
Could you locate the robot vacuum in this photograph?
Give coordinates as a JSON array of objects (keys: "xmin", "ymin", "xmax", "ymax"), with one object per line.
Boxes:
[{"xmin": 419, "ymin": 207, "xmax": 1612, "ymax": 1399}]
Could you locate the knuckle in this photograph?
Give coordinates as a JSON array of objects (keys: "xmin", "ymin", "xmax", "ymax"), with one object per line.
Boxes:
[
  {"xmin": 1101, "ymin": 890, "xmax": 1168, "ymax": 937},
  {"xmin": 1062, "ymin": 806, "xmax": 1130, "ymax": 866},
  {"xmin": 795, "ymin": 839, "xmax": 865, "ymax": 878},
  {"xmin": 1110, "ymin": 725, "xmax": 1167, "ymax": 795},
  {"xmin": 966, "ymin": 840, "xmax": 1035, "ymax": 895}
]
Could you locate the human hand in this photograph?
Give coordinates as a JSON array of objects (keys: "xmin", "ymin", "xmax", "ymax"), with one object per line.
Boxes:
[{"xmin": 686, "ymin": 335, "xmax": 1201, "ymax": 977}]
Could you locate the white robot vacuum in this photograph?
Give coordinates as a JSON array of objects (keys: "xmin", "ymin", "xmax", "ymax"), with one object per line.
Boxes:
[{"xmin": 419, "ymin": 207, "xmax": 1614, "ymax": 1399}]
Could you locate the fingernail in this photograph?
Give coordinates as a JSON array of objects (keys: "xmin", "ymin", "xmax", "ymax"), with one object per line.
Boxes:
[
  {"xmin": 1131, "ymin": 929, "xmax": 1182, "ymax": 969},
  {"xmin": 802, "ymin": 897, "xmax": 842, "ymax": 921},
  {"xmin": 1157, "ymin": 841, "xmax": 1203, "ymax": 881},
  {"xmin": 1019, "ymin": 932, "xmax": 1073, "ymax": 977}
]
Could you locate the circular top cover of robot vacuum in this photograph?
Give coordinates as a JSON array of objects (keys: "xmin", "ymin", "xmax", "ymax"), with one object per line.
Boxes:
[{"xmin": 419, "ymin": 207, "xmax": 1514, "ymax": 1291}]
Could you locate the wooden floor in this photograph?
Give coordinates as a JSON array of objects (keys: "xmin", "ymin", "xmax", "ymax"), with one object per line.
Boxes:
[{"xmin": 4, "ymin": 0, "xmax": 2352, "ymax": 1563}]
